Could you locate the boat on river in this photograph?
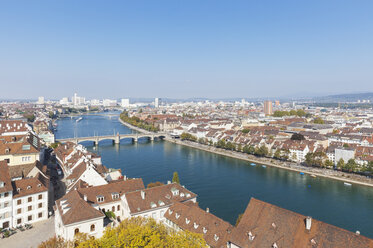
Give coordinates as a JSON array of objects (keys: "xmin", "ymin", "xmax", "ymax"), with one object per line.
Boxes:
[
  {"xmin": 262, "ymin": 165, "xmax": 267, "ymax": 168},
  {"xmin": 300, "ymin": 172, "xmax": 305, "ymax": 175},
  {"xmin": 344, "ymin": 182, "xmax": 352, "ymax": 186},
  {"xmin": 250, "ymin": 163, "xmax": 256, "ymax": 166},
  {"xmin": 76, "ymin": 117, "xmax": 83, "ymax": 123},
  {"xmin": 310, "ymin": 174, "xmax": 317, "ymax": 178}
]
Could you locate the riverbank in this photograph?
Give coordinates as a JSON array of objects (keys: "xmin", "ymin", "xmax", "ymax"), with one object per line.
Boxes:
[{"xmin": 119, "ymin": 118, "xmax": 373, "ymax": 188}]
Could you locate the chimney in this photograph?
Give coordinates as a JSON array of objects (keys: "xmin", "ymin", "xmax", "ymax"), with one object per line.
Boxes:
[
  {"xmin": 84, "ymin": 194, "xmax": 87, "ymax": 201},
  {"xmin": 141, "ymin": 190, "xmax": 145, "ymax": 200},
  {"xmin": 206, "ymin": 208, "xmax": 209, "ymax": 213},
  {"xmin": 356, "ymin": 231, "xmax": 360, "ymax": 236},
  {"xmin": 306, "ymin": 216, "xmax": 312, "ymax": 231},
  {"xmin": 167, "ymin": 180, "xmax": 171, "ymax": 184}
]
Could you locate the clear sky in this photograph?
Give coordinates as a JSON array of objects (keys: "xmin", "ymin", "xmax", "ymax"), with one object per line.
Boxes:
[{"xmin": 1, "ymin": 0, "xmax": 373, "ymax": 100}]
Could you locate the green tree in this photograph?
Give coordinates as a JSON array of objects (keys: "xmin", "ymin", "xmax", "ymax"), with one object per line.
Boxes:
[
  {"xmin": 291, "ymin": 133, "xmax": 305, "ymax": 140},
  {"xmin": 235, "ymin": 213, "xmax": 243, "ymax": 227},
  {"xmin": 325, "ymin": 159, "xmax": 334, "ymax": 168},
  {"xmin": 172, "ymin": 171, "xmax": 180, "ymax": 184},
  {"xmin": 343, "ymin": 143, "xmax": 349, "ymax": 148},
  {"xmin": 273, "ymin": 149, "xmax": 281, "ymax": 159},
  {"xmin": 344, "ymin": 159, "xmax": 357, "ymax": 172},
  {"xmin": 313, "ymin": 117, "xmax": 325, "ymax": 124},
  {"xmin": 241, "ymin": 128, "xmax": 250, "ymax": 134},
  {"xmin": 147, "ymin": 181, "xmax": 164, "ymax": 188},
  {"xmin": 255, "ymin": 145, "xmax": 268, "ymax": 157},
  {"xmin": 337, "ymin": 158, "xmax": 345, "ymax": 170}
]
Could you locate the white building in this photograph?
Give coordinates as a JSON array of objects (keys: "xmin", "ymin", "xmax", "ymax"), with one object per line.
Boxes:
[
  {"xmin": 59, "ymin": 97, "xmax": 69, "ymax": 105},
  {"xmin": 72, "ymin": 93, "xmax": 85, "ymax": 106},
  {"xmin": 335, "ymin": 148, "xmax": 355, "ymax": 165},
  {"xmin": 154, "ymin": 98, "xmax": 160, "ymax": 108},
  {"xmin": 103, "ymin": 99, "xmax": 117, "ymax": 107},
  {"xmin": 37, "ymin": 97, "xmax": 45, "ymax": 104},
  {"xmin": 121, "ymin": 99, "xmax": 130, "ymax": 108},
  {"xmin": 12, "ymin": 177, "xmax": 48, "ymax": 227},
  {"xmin": 0, "ymin": 161, "xmax": 13, "ymax": 229}
]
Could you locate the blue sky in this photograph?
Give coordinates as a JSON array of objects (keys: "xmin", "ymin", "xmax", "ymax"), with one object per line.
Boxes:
[{"xmin": 1, "ymin": 0, "xmax": 372, "ymax": 99}]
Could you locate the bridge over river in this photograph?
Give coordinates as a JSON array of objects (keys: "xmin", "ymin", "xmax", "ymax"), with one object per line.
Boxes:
[{"xmin": 56, "ymin": 132, "xmax": 168, "ymax": 146}]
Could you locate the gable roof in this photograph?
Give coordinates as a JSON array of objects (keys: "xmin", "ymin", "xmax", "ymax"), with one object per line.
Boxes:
[
  {"xmin": 165, "ymin": 202, "xmax": 233, "ymax": 248},
  {"xmin": 229, "ymin": 198, "xmax": 373, "ymax": 248},
  {"xmin": 77, "ymin": 178, "xmax": 145, "ymax": 205},
  {"xmin": 124, "ymin": 183, "xmax": 196, "ymax": 214},
  {"xmin": 55, "ymin": 190, "xmax": 105, "ymax": 226}
]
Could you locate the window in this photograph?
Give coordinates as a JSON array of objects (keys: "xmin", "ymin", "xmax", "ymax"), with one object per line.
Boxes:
[
  {"xmin": 38, "ymin": 212, "xmax": 43, "ymax": 218},
  {"xmin": 117, "ymin": 205, "xmax": 120, "ymax": 211},
  {"xmin": 4, "ymin": 192, "xmax": 9, "ymax": 197},
  {"xmin": 90, "ymin": 224, "xmax": 95, "ymax": 232},
  {"xmin": 28, "ymin": 205, "xmax": 32, "ymax": 211},
  {"xmin": 17, "ymin": 208, "xmax": 22, "ymax": 214},
  {"xmin": 28, "ymin": 215, "xmax": 32, "ymax": 221},
  {"xmin": 17, "ymin": 199, "xmax": 22, "ymax": 205},
  {"xmin": 17, "ymin": 218, "xmax": 22, "ymax": 224},
  {"xmin": 5, "ymin": 159, "xmax": 10, "ymax": 163},
  {"xmin": 97, "ymin": 196, "xmax": 104, "ymax": 203},
  {"xmin": 112, "ymin": 206, "xmax": 115, "ymax": 212},
  {"xmin": 38, "ymin": 203, "xmax": 43, "ymax": 208},
  {"xmin": 28, "ymin": 197, "xmax": 32, "ymax": 202},
  {"xmin": 4, "ymin": 202, "xmax": 9, "ymax": 207},
  {"xmin": 74, "ymin": 228, "xmax": 79, "ymax": 235},
  {"xmin": 38, "ymin": 194, "xmax": 42, "ymax": 200}
]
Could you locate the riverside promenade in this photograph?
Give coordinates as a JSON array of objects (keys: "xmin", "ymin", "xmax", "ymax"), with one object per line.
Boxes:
[{"xmin": 119, "ymin": 118, "xmax": 373, "ymax": 188}]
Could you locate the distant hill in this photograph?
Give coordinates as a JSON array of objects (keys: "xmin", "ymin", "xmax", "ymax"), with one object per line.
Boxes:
[{"xmin": 313, "ymin": 92, "xmax": 373, "ymax": 102}]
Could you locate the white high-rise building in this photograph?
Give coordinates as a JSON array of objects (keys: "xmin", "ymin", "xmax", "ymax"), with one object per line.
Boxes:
[
  {"xmin": 103, "ymin": 99, "xmax": 117, "ymax": 107},
  {"xmin": 72, "ymin": 93, "xmax": 85, "ymax": 106},
  {"xmin": 121, "ymin": 98, "xmax": 130, "ymax": 108},
  {"xmin": 37, "ymin": 97, "xmax": 45, "ymax": 104},
  {"xmin": 154, "ymin": 98, "xmax": 160, "ymax": 108}
]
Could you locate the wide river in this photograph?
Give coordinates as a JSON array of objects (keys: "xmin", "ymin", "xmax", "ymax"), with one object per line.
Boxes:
[{"xmin": 56, "ymin": 113, "xmax": 373, "ymax": 238}]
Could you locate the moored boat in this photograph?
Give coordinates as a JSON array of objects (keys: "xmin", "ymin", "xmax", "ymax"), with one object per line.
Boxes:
[{"xmin": 344, "ymin": 182, "xmax": 352, "ymax": 186}]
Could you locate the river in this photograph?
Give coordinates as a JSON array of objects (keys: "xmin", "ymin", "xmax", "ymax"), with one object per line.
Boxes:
[{"xmin": 55, "ymin": 113, "xmax": 373, "ymax": 238}]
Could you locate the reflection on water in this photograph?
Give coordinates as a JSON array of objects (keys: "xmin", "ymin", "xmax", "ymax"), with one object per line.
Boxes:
[{"xmin": 57, "ymin": 115, "xmax": 373, "ymax": 238}]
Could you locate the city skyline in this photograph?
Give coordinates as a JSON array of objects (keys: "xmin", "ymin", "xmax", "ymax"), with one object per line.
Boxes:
[{"xmin": 1, "ymin": 1, "xmax": 373, "ymax": 99}]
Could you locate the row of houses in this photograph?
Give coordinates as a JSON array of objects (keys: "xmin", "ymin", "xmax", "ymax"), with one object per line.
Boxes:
[{"xmin": 0, "ymin": 120, "xmax": 49, "ymax": 229}]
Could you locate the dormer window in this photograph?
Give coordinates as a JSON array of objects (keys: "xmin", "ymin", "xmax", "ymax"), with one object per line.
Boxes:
[
  {"xmin": 17, "ymin": 188, "xmax": 21, "ymax": 192},
  {"xmin": 171, "ymin": 187, "xmax": 179, "ymax": 196},
  {"xmin": 0, "ymin": 181, "xmax": 4, "ymax": 187},
  {"xmin": 180, "ymin": 192, "xmax": 185, "ymax": 197},
  {"xmin": 185, "ymin": 218, "xmax": 190, "ymax": 224},
  {"xmin": 193, "ymin": 223, "xmax": 199, "ymax": 229},
  {"xmin": 112, "ymin": 193, "xmax": 119, "ymax": 200},
  {"xmin": 175, "ymin": 213, "xmax": 180, "ymax": 219},
  {"xmin": 37, "ymin": 184, "xmax": 41, "ymax": 188},
  {"xmin": 97, "ymin": 195, "xmax": 104, "ymax": 203},
  {"xmin": 27, "ymin": 186, "xmax": 32, "ymax": 190},
  {"xmin": 214, "ymin": 234, "xmax": 219, "ymax": 241},
  {"xmin": 203, "ymin": 227, "xmax": 207, "ymax": 233},
  {"xmin": 248, "ymin": 231, "xmax": 255, "ymax": 241},
  {"xmin": 5, "ymin": 148, "xmax": 10, "ymax": 154},
  {"xmin": 158, "ymin": 200, "xmax": 165, "ymax": 206},
  {"xmin": 272, "ymin": 243, "xmax": 278, "ymax": 248},
  {"xmin": 150, "ymin": 202, "xmax": 157, "ymax": 208},
  {"xmin": 186, "ymin": 193, "xmax": 191, "ymax": 197}
]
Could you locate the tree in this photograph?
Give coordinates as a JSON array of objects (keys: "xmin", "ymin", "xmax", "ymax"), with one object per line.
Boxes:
[
  {"xmin": 147, "ymin": 181, "xmax": 164, "ymax": 188},
  {"xmin": 235, "ymin": 213, "xmax": 243, "ymax": 226},
  {"xmin": 337, "ymin": 158, "xmax": 345, "ymax": 170},
  {"xmin": 344, "ymin": 159, "xmax": 357, "ymax": 172},
  {"xmin": 241, "ymin": 128, "xmax": 250, "ymax": 134},
  {"xmin": 291, "ymin": 133, "xmax": 305, "ymax": 140},
  {"xmin": 40, "ymin": 218, "xmax": 207, "ymax": 248},
  {"xmin": 313, "ymin": 117, "xmax": 325, "ymax": 124},
  {"xmin": 325, "ymin": 159, "xmax": 334, "ymax": 168},
  {"xmin": 343, "ymin": 143, "xmax": 349, "ymax": 148},
  {"xmin": 255, "ymin": 145, "xmax": 268, "ymax": 157},
  {"xmin": 273, "ymin": 149, "xmax": 281, "ymax": 159},
  {"xmin": 172, "ymin": 171, "xmax": 180, "ymax": 184}
]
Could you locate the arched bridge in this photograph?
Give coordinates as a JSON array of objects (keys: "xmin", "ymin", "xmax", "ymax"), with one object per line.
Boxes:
[{"xmin": 56, "ymin": 133, "xmax": 167, "ymax": 146}]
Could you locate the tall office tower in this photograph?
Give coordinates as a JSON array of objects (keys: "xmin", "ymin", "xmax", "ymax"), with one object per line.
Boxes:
[
  {"xmin": 121, "ymin": 98, "xmax": 130, "ymax": 108},
  {"xmin": 264, "ymin": 101, "xmax": 273, "ymax": 115},
  {"xmin": 154, "ymin": 98, "xmax": 160, "ymax": 108},
  {"xmin": 37, "ymin": 96, "xmax": 45, "ymax": 104}
]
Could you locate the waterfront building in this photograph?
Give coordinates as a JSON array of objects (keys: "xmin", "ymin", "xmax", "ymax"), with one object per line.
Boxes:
[
  {"xmin": 72, "ymin": 93, "xmax": 85, "ymax": 107},
  {"xmin": 121, "ymin": 98, "xmax": 130, "ymax": 108},
  {"xmin": 227, "ymin": 198, "xmax": 373, "ymax": 248},
  {"xmin": 263, "ymin": 101, "xmax": 273, "ymax": 115}
]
